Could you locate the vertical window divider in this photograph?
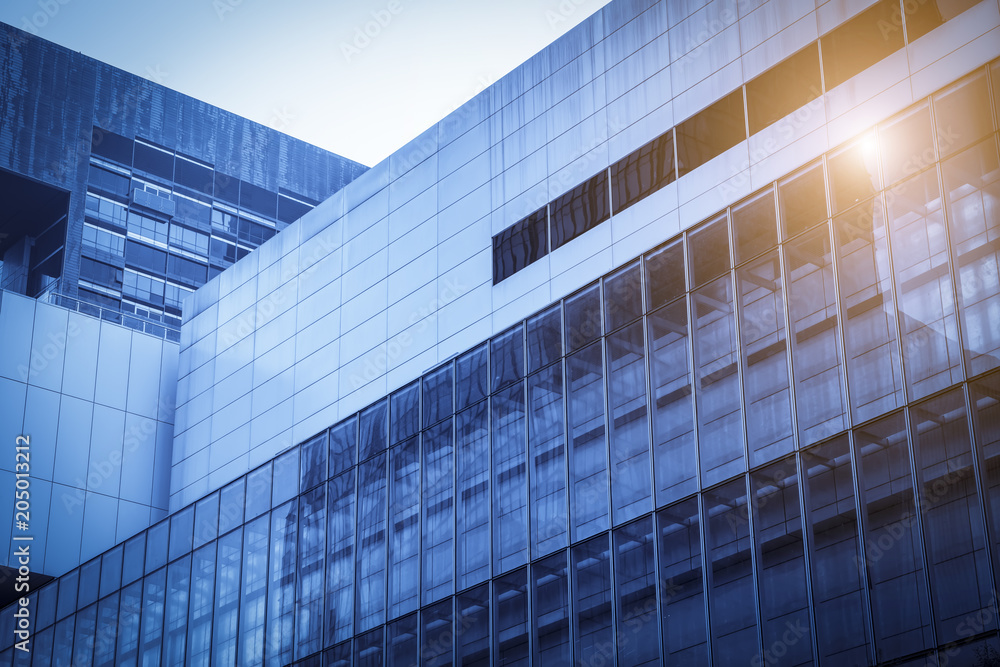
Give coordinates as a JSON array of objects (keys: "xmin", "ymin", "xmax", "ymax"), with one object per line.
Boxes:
[
  {"xmin": 745, "ymin": 472, "xmax": 767, "ymax": 667},
  {"xmin": 793, "ymin": 450, "xmax": 822, "ymax": 664},
  {"xmin": 845, "ymin": 429, "xmax": 879, "ymax": 666},
  {"xmin": 964, "ymin": 381, "xmax": 1000, "ymax": 603}
]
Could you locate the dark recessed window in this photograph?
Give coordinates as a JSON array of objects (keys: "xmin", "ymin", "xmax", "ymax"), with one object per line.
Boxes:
[
  {"xmin": 610, "ymin": 131, "xmax": 675, "ymax": 213},
  {"xmin": 133, "ymin": 141, "xmax": 174, "ymax": 182},
  {"xmin": 214, "ymin": 172, "xmax": 239, "ymax": 205},
  {"xmin": 492, "ymin": 207, "xmax": 548, "ymax": 284},
  {"xmin": 174, "ymin": 156, "xmax": 213, "ymax": 194},
  {"xmin": 550, "ymin": 171, "xmax": 610, "ymax": 250},
  {"xmin": 688, "ymin": 214, "xmax": 730, "ymax": 289},
  {"xmin": 87, "ymin": 165, "xmax": 130, "ymax": 199},
  {"xmin": 125, "ymin": 239, "xmax": 167, "ymax": 274},
  {"xmin": 676, "ymin": 90, "xmax": 746, "ymax": 176},
  {"xmin": 820, "ymin": 0, "xmax": 905, "ymax": 90},
  {"xmin": 732, "ymin": 187, "xmax": 778, "ymax": 264},
  {"xmin": 645, "ymin": 238, "xmax": 685, "ymax": 311},
  {"xmin": 746, "ymin": 44, "xmax": 822, "ymax": 135},
  {"xmin": 779, "ymin": 162, "xmax": 828, "ymax": 239},
  {"xmin": 239, "ymin": 181, "xmax": 277, "ymax": 219},
  {"xmin": 277, "ymin": 195, "xmax": 311, "ymax": 224},
  {"xmin": 167, "ymin": 254, "xmax": 208, "ymax": 287},
  {"xmin": 91, "ymin": 128, "xmax": 133, "ymax": 166},
  {"xmin": 80, "ymin": 257, "xmax": 122, "ymax": 289}
]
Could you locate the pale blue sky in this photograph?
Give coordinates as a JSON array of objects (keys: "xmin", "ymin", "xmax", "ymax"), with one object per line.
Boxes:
[{"xmin": 1, "ymin": 0, "xmax": 611, "ymax": 166}]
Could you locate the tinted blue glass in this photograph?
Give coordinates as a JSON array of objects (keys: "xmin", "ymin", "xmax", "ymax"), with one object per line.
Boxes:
[
  {"xmin": 355, "ymin": 627, "xmax": 383, "ymax": 666},
  {"xmin": 356, "ymin": 453, "xmax": 388, "ymax": 631},
  {"xmin": 689, "ymin": 214, "xmax": 730, "ymax": 289},
  {"xmin": 423, "ymin": 363, "xmax": 454, "ymax": 426},
  {"xmin": 144, "ymin": 521, "xmax": 169, "ymax": 574},
  {"xmin": 240, "ymin": 515, "xmax": 269, "ymax": 666},
  {"xmin": 218, "ymin": 477, "xmax": 245, "ymax": 535},
  {"xmin": 266, "ymin": 501, "xmax": 297, "ymax": 665},
  {"xmin": 32, "ymin": 625, "xmax": 54, "ymax": 666},
  {"xmin": 36, "ymin": 583, "xmax": 57, "ymax": 630},
  {"xmin": 300, "ymin": 431, "xmax": 329, "ymax": 492},
  {"xmin": 245, "ymin": 464, "xmax": 272, "ymax": 520},
  {"xmin": 78, "ymin": 559, "xmax": 100, "ymax": 608},
  {"xmin": 493, "ymin": 381, "xmax": 528, "ymax": 574},
  {"xmin": 296, "ymin": 485, "xmax": 326, "ymax": 659},
  {"xmin": 645, "ymin": 239, "xmax": 686, "ymax": 311},
  {"xmin": 423, "ymin": 600, "xmax": 454, "ymax": 667},
  {"xmin": 532, "ymin": 551, "xmax": 569, "ymax": 663},
  {"xmin": 326, "ymin": 471, "xmax": 357, "ymax": 646},
  {"xmin": 116, "ymin": 581, "xmax": 142, "ymax": 662},
  {"xmin": 193, "ymin": 492, "xmax": 220, "ymax": 549},
  {"xmin": 271, "ymin": 448, "xmax": 300, "ymax": 508},
  {"xmin": 163, "ymin": 555, "xmax": 191, "ymax": 665},
  {"xmin": 325, "ymin": 642, "xmax": 352, "ymax": 667},
  {"xmin": 422, "ymin": 419, "xmax": 454, "ymax": 604},
  {"xmin": 329, "ymin": 416, "xmax": 358, "ymax": 477},
  {"xmin": 605, "ymin": 261, "xmax": 643, "ymax": 332},
  {"xmin": 456, "ymin": 401, "xmax": 490, "ymax": 589},
  {"xmin": 658, "ymin": 497, "xmax": 708, "ymax": 663},
  {"xmin": 138, "ymin": 567, "xmax": 166, "ymax": 664},
  {"xmin": 565, "ymin": 284, "xmax": 601, "ymax": 353},
  {"xmin": 187, "ymin": 543, "xmax": 215, "ymax": 667},
  {"xmin": 528, "ymin": 364, "xmax": 567, "ymax": 557},
  {"xmin": 72, "ymin": 603, "xmax": 96, "ymax": 666},
  {"xmin": 572, "ymin": 535, "xmax": 612, "ymax": 664},
  {"xmin": 51, "ymin": 616, "xmax": 74, "ymax": 666},
  {"xmin": 386, "ymin": 613, "xmax": 418, "ymax": 667},
  {"xmin": 568, "ymin": 342, "xmax": 609, "ymax": 541},
  {"xmin": 390, "ymin": 382, "xmax": 420, "ymax": 445},
  {"xmin": 607, "ymin": 322, "xmax": 652, "ymax": 524},
  {"xmin": 456, "ymin": 585, "xmax": 490, "ymax": 666},
  {"xmin": 526, "ymin": 305, "xmax": 562, "ymax": 374},
  {"xmin": 614, "ymin": 516, "xmax": 659, "ymax": 666},
  {"xmin": 56, "ymin": 570, "xmax": 78, "ymax": 620},
  {"xmin": 456, "ymin": 344, "xmax": 488, "ymax": 411},
  {"xmin": 491, "ymin": 324, "xmax": 525, "ymax": 392},
  {"xmin": 213, "ymin": 528, "xmax": 242, "ymax": 665},
  {"xmin": 168, "ymin": 506, "xmax": 194, "ymax": 561},
  {"xmin": 496, "ymin": 568, "xmax": 530, "ymax": 664},
  {"xmin": 359, "ymin": 400, "xmax": 388, "ymax": 462},
  {"xmin": 94, "ymin": 593, "xmax": 119, "ymax": 667},
  {"xmin": 388, "ymin": 438, "xmax": 420, "ymax": 618}
]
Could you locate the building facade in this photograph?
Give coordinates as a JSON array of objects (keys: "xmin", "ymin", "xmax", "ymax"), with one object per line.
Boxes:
[{"xmin": 3, "ymin": 0, "xmax": 1000, "ymax": 665}]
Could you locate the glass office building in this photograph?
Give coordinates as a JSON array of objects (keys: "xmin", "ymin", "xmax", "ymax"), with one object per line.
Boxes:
[{"xmin": 4, "ymin": 0, "xmax": 1000, "ymax": 665}]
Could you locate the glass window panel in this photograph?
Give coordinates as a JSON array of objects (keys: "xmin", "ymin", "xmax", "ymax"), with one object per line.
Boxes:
[
  {"xmin": 604, "ymin": 261, "xmax": 642, "ymax": 332},
  {"xmin": 300, "ymin": 430, "xmax": 328, "ymax": 492},
  {"xmin": 245, "ymin": 463, "xmax": 272, "ymax": 520},
  {"xmin": 163, "ymin": 555, "xmax": 191, "ymax": 665},
  {"xmin": 359, "ymin": 399, "xmax": 389, "ymax": 462},
  {"xmin": 356, "ymin": 454, "xmax": 388, "ymax": 632},
  {"xmin": 934, "ymin": 70, "xmax": 993, "ymax": 158},
  {"xmin": 296, "ymin": 485, "xmax": 326, "ymax": 659},
  {"xmin": 265, "ymin": 501, "xmax": 297, "ymax": 666},
  {"xmin": 386, "ymin": 613, "xmax": 418, "ymax": 667},
  {"xmin": 693, "ymin": 274, "xmax": 745, "ymax": 486},
  {"xmin": 388, "ymin": 437, "xmax": 420, "ymax": 618},
  {"xmin": 658, "ymin": 497, "xmax": 708, "ymax": 663},
  {"xmin": 610, "ymin": 129, "xmax": 675, "ymax": 213},
  {"xmin": 785, "ymin": 223, "xmax": 849, "ymax": 445},
  {"xmin": 72, "ymin": 603, "xmax": 96, "ymax": 667},
  {"xmin": 971, "ymin": 373, "xmax": 1000, "ymax": 578},
  {"xmin": 572, "ymin": 535, "xmax": 613, "ymax": 664},
  {"xmin": 746, "ymin": 44, "xmax": 822, "ymax": 135},
  {"xmin": 423, "ymin": 363, "xmax": 454, "ymax": 426},
  {"xmin": 78, "ymin": 558, "xmax": 100, "ymax": 609},
  {"xmin": 829, "ymin": 134, "xmax": 880, "ymax": 214},
  {"xmin": 528, "ymin": 364, "xmax": 568, "ymax": 557},
  {"xmin": 649, "ymin": 299, "xmax": 697, "ymax": 505},
  {"xmin": 550, "ymin": 171, "xmax": 611, "ymax": 250},
  {"xmin": 94, "ymin": 593, "xmax": 119, "ymax": 667},
  {"xmin": 565, "ymin": 284, "xmax": 601, "ymax": 353},
  {"xmin": 493, "ymin": 381, "xmax": 529, "ymax": 573},
  {"xmin": 168, "ymin": 506, "xmax": 194, "ymax": 562},
  {"xmin": 456, "ymin": 344, "xmax": 488, "ymax": 411},
  {"xmin": 733, "ymin": 187, "xmax": 778, "ymax": 264},
  {"xmin": 99, "ymin": 545, "xmax": 122, "ymax": 599},
  {"xmin": 943, "ymin": 136, "xmax": 1000, "ymax": 376},
  {"xmin": 145, "ymin": 521, "xmax": 169, "ymax": 574},
  {"xmin": 390, "ymin": 381, "xmax": 420, "ymax": 445},
  {"xmin": 187, "ymin": 542, "xmax": 215, "ymax": 667},
  {"xmin": 456, "ymin": 584, "xmax": 490, "ymax": 666},
  {"xmin": 910, "ymin": 390, "xmax": 995, "ymax": 643},
  {"xmin": 526, "ymin": 305, "xmax": 562, "ymax": 374},
  {"xmin": 422, "ymin": 419, "xmax": 454, "ymax": 605},
  {"xmin": 239, "ymin": 515, "xmax": 269, "ymax": 667},
  {"xmin": 567, "ymin": 342, "xmax": 610, "ymax": 541},
  {"xmin": 52, "ymin": 616, "xmax": 74, "ymax": 667},
  {"xmin": 645, "ymin": 238, "xmax": 686, "ymax": 311},
  {"xmin": 856, "ymin": 412, "xmax": 933, "ymax": 661},
  {"xmin": 138, "ymin": 567, "xmax": 166, "ymax": 665},
  {"xmin": 219, "ymin": 477, "xmax": 246, "ymax": 535},
  {"xmin": 532, "ymin": 551, "xmax": 569, "ymax": 664},
  {"xmin": 329, "ymin": 416, "xmax": 358, "ymax": 477},
  {"xmin": 820, "ymin": 0, "xmax": 904, "ymax": 89},
  {"xmin": 326, "ymin": 642, "xmax": 352, "ymax": 667},
  {"xmin": 122, "ymin": 534, "xmax": 144, "ymax": 586},
  {"xmin": 271, "ymin": 447, "xmax": 299, "ymax": 508},
  {"xmin": 194, "ymin": 491, "xmax": 220, "ymax": 549},
  {"xmin": 834, "ymin": 196, "xmax": 905, "ymax": 422},
  {"xmin": 614, "ymin": 516, "xmax": 659, "ymax": 666},
  {"xmin": 751, "ymin": 458, "xmax": 813, "ymax": 666},
  {"xmin": 780, "ymin": 161, "xmax": 828, "ymax": 239},
  {"xmin": 37, "ymin": 584, "xmax": 56, "ymax": 631},
  {"xmin": 491, "ymin": 324, "xmax": 525, "ymax": 392},
  {"xmin": 607, "ymin": 322, "xmax": 652, "ymax": 523},
  {"xmin": 704, "ymin": 478, "xmax": 758, "ymax": 663},
  {"xmin": 492, "ymin": 207, "xmax": 548, "ymax": 283},
  {"xmin": 880, "ymin": 103, "xmax": 934, "ymax": 186},
  {"xmin": 456, "ymin": 401, "xmax": 491, "ymax": 589},
  {"xmin": 496, "ymin": 569, "xmax": 530, "ymax": 666},
  {"xmin": 886, "ymin": 168, "xmax": 964, "ymax": 399},
  {"xmin": 802, "ymin": 436, "xmax": 871, "ymax": 665},
  {"xmin": 737, "ymin": 249, "xmax": 794, "ymax": 466},
  {"xmin": 423, "ymin": 599, "xmax": 454, "ymax": 667},
  {"xmin": 116, "ymin": 581, "xmax": 142, "ymax": 662},
  {"xmin": 688, "ymin": 214, "xmax": 730, "ymax": 288},
  {"xmin": 355, "ymin": 627, "xmax": 383, "ymax": 667},
  {"xmin": 326, "ymin": 471, "xmax": 357, "ymax": 646},
  {"xmin": 676, "ymin": 89, "xmax": 746, "ymax": 175}
]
